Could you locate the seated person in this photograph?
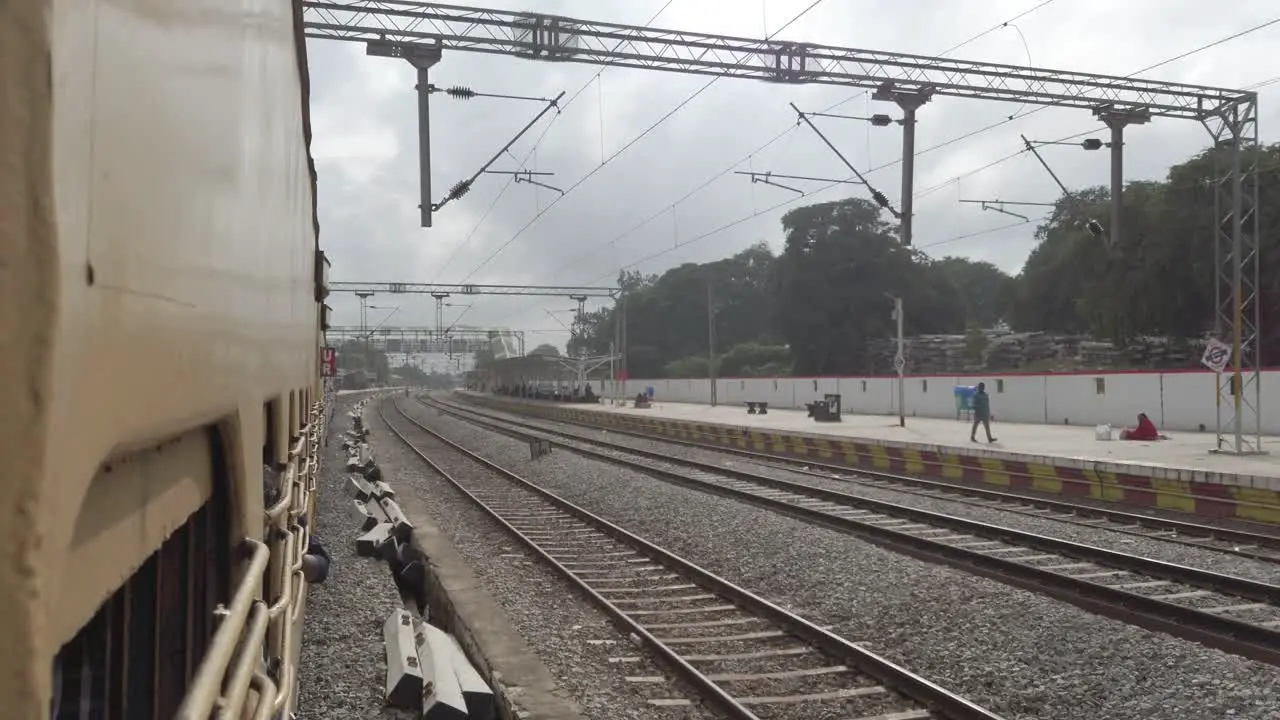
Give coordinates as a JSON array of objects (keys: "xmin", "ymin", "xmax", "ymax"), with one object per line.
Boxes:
[
  {"xmin": 300, "ymin": 514, "xmax": 331, "ymax": 584},
  {"xmin": 1119, "ymin": 412, "xmax": 1161, "ymax": 441}
]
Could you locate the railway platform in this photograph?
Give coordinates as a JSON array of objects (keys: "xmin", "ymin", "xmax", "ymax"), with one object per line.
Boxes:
[{"xmin": 458, "ymin": 392, "xmax": 1280, "ymax": 525}]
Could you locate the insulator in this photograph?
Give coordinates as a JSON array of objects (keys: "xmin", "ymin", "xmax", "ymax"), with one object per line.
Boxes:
[
  {"xmin": 446, "ymin": 86, "xmax": 477, "ymax": 100},
  {"xmin": 448, "ymin": 179, "xmax": 472, "ymax": 201},
  {"xmin": 870, "ymin": 189, "xmax": 890, "ymax": 208},
  {"xmin": 1085, "ymin": 219, "xmax": 1105, "ymax": 238}
]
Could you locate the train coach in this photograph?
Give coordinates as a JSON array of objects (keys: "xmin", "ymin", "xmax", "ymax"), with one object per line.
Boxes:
[{"xmin": 1, "ymin": 2, "xmax": 328, "ymax": 718}]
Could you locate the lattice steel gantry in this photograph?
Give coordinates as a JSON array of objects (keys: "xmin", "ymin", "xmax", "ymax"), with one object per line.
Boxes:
[
  {"xmin": 1202, "ymin": 99, "xmax": 1264, "ymax": 455},
  {"xmin": 303, "ymin": 1, "xmax": 1262, "ymax": 454}
]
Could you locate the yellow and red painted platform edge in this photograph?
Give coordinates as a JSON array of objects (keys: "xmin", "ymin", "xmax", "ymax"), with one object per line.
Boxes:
[{"xmin": 465, "ymin": 395, "xmax": 1280, "ymax": 526}]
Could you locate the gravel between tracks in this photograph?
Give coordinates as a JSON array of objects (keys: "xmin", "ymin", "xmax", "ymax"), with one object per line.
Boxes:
[
  {"xmin": 405, "ymin": 398, "xmax": 1280, "ymax": 720},
  {"xmin": 369, "ymin": 403, "xmax": 719, "ymax": 720},
  {"xmin": 297, "ymin": 398, "xmax": 410, "ymax": 720},
  {"xmin": 451, "ymin": 398, "xmax": 1280, "ymax": 585}
]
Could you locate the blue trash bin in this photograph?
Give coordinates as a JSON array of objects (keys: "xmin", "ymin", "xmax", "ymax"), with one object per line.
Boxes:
[{"xmin": 954, "ymin": 385, "xmax": 976, "ymax": 420}]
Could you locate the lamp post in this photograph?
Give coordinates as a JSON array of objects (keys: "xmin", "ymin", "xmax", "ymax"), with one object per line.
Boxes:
[
  {"xmin": 887, "ymin": 293, "xmax": 905, "ymax": 427},
  {"xmin": 707, "ymin": 281, "xmax": 718, "ymax": 407}
]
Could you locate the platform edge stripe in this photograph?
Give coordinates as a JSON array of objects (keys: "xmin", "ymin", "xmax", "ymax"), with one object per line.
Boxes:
[
  {"xmin": 476, "ymin": 396, "xmax": 1280, "ymax": 525},
  {"xmin": 977, "ymin": 457, "xmax": 1013, "ymax": 489}
]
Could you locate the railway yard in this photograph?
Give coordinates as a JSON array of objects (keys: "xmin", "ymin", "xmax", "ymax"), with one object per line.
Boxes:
[{"xmin": 293, "ymin": 390, "xmax": 1280, "ymax": 720}]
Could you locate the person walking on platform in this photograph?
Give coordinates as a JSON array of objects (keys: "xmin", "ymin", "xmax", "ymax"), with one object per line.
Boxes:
[{"xmin": 970, "ymin": 382, "xmax": 997, "ymax": 443}]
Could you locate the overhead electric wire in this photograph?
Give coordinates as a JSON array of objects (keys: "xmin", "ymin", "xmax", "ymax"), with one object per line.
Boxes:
[
  {"xmin": 862, "ymin": 13, "xmax": 1280, "ymax": 205},
  {"xmin": 456, "ymin": 0, "xmax": 831, "ymax": 284},
  {"xmin": 490, "ymin": 7, "xmax": 1273, "ymax": 334},
  {"xmin": 902, "ymin": 13, "xmax": 1280, "ymax": 193},
  {"xmin": 573, "ymin": 21, "xmax": 1280, "ymax": 284},
  {"xmin": 924, "ymin": 160, "xmax": 1280, "ymax": 252},
  {"xmin": 427, "ymin": 0, "xmax": 678, "ymax": 283},
  {"xmin": 545, "ymin": 0, "xmax": 1063, "ymax": 279}
]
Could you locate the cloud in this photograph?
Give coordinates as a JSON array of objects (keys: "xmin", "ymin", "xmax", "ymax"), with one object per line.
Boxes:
[{"xmin": 305, "ymin": 0, "xmax": 1280, "ymax": 348}]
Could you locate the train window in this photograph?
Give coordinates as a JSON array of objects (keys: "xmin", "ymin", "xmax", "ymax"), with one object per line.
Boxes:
[
  {"xmin": 921, "ymin": 379, "xmax": 928, "ymax": 393},
  {"xmin": 263, "ymin": 401, "xmax": 277, "ymax": 467},
  {"xmin": 996, "ymin": 379, "xmax": 1005, "ymax": 393},
  {"xmin": 1095, "ymin": 377, "xmax": 1106, "ymax": 395},
  {"xmin": 52, "ymin": 480, "xmax": 229, "ymax": 719},
  {"xmin": 861, "ymin": 380, "xmax": 867, "ymax": 392}
]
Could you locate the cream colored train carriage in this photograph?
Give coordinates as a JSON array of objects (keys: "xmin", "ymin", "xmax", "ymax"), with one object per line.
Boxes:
[{"xmin": 1, "ymin": 2, "xmax": 329, "ymax": 718}]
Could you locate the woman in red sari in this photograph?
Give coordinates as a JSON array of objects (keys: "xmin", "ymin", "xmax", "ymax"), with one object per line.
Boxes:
[{"xmin": 1120, "ymin": 412, "xmax": 1160, "ymax": 441}]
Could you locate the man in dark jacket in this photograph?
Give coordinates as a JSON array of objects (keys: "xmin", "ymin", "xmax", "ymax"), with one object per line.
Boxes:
[{"xmin": 970, "ymin": 382, "xmax": 997, "ymax": 443}]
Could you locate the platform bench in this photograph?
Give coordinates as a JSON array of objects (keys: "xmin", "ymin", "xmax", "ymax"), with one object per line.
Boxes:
[{"xmin": 745, "ymin": 401, "xmax": 769, "ymax": 415}]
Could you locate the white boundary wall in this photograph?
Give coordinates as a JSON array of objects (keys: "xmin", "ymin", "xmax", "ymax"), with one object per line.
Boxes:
[{"xmin": 588, "ymin": 370, "xmax": 1280, "ymax": 434}]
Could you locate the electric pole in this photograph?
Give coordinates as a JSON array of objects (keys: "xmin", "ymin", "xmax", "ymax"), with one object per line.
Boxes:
[
  {"xmin": 708, "ymin": 281, "xmax": 718, "ymax": 407},
  {"xmin": 888, "ymin": 294, "xmax": 905, "ymax": 427}
]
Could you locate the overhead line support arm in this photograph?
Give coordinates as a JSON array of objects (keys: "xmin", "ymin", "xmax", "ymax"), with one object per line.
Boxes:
[
  {"xmin": 330, "ymin": 282, "xmax": 619, "ymax": 298},
  {"xmin": 302, "ymin": 1, "xmax": 1249, "ymax": 117}
]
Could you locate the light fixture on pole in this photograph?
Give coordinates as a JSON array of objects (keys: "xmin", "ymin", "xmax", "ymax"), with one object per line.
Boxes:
[{"xmin": 1021, "ymin": 135, "xmax": 1107, "ymax": 240}]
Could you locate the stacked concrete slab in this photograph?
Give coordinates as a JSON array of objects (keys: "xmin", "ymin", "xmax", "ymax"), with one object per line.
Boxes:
[{"xmin": 340, "ymin": 400, "xmax": 496, "ymax": 720}]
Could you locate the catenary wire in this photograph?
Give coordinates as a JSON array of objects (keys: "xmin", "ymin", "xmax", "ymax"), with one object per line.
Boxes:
[
  {"xmin": 544, "ymin": 0, "xmax": 1063, "ymax": 279},
  {"xmin": 443, "ymin": 0, "xmax": 819, "ymax": 328},
  {"xmin": 565, "ymin": 20, "xmax": 1280, "ymax": 287},
  {"xmin": 427, "ymin": 0, "xmax": 678, "ymax": 283},
  {"xmin": 454, "ymin": 0, "xmax": 831, "ymax": 285}
]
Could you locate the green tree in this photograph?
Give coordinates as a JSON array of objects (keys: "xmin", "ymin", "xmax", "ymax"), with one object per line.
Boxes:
[
  {"xmin": 1010, "ymin": 143, "xmax": 1279, "ymax": 363},
  {"xmin": 569, "ymin": 247, "xmax": 780, "ymax": 376},
  {"xmin": 774, "ymin": 197, "xmax": 964, "ymax": 375},
  {"xmin": 717, "ymin": 342, "xmax": 792, "ymax": 377},
  {"xmin": 935, "ymin": 257, "xmax": 1016, "ymax": 328},
  {"xmin": 560, "ymin": 144, "xmax": 1280, "ymax": 376},
  {"xmin": 662, "ymin": 355, "xmax": 710, "ymax": 378},
  {"xmin": 528, "ymin": 343, "xmax": 561, "ymax": 357}
]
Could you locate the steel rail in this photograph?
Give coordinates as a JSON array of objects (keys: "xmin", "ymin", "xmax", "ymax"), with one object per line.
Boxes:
[
  {"xmin": 381, "ymin": 400, "xmax": 1005, "ymax": 720},
  {"xmin": 457, "ymin": 394, "xmax": 1280, "ymax": 560},
  {"xmin": 420, "ymin": 395, "xmax": 1280, "ymax": 666}
]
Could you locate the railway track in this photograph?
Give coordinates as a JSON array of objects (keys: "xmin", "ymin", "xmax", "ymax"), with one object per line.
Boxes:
[
  {"xmin": 418, "ymin": 394, "xmax": 1280, "ymax": 666},
  {"xmin": 457, "ymin": 396, "xmax": 1280, "ymax": 565},
  {"xmin": 380, "ymin": 401, "xmax": 1004, "ymax": 720}
]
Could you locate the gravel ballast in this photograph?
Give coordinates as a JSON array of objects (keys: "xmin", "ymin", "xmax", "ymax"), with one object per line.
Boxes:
[
  {"xmin": 404, "ymin": 397, "xmax": 1280, "ymax": 720},
  {"xmin": 296, "ymin": 397, "xmax": 408, "ymax": 720},
  {"xmin": 447, "ymin": 397, "xmax": 1280, "ymax": 585},
  {"xmin": 369, "ymin": 403, "xmax": 719, "ymax": 720}
]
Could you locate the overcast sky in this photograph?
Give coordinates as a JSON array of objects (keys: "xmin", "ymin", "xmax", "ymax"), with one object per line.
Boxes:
[{"xmin": 306, "ymin": 0, "xmax": 1280, "ymax": 350}]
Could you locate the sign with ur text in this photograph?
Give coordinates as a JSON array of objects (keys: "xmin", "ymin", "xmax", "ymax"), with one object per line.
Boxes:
[
  {"xmin": 1200, "ymin": 339, "xmax": 1232, "ymax": 374},
  {"xmin": 320, "ymin": 346, "xmax": 337, "ymax": 377}
]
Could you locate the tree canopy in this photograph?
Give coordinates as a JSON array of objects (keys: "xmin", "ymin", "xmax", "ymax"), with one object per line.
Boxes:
[{"xmin": 568, "ymin": 143, "xmax": 1279, "ymax": 377}]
